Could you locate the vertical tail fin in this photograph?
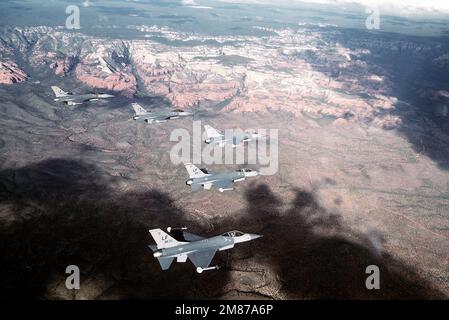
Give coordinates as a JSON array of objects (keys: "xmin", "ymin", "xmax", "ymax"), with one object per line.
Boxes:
[
  {"xmin": 131, "ymin": 103, "xmax": 148, "ymax": 116},
  {"xmin": 204, "ymin": 125, "xmax": 222, "ymax": 139},
  {"xmin": 149, "ymin": 229, "xmax": 182, "ymax": 249},
  {"xmin": 51, "ymin": 86, "xmax": 69, "ymax": 98},
  {"xmin": 184, "ymin": 163, "xmax": 208, "ymax": 178}
]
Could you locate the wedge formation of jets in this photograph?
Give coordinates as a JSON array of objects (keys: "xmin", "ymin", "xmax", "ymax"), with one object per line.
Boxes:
[
  {"xmin": 48, "ymin": 85, "xmax": 264, "ymax": 274},
  {"xmin": 149, "ymin": 227, "xmax": 261, "ymax": 273}
]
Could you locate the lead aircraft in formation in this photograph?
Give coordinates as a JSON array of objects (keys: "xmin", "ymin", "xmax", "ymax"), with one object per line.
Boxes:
[{"xmin": 149, "ymin": 227, "xmax": 262, "ymax": 273}]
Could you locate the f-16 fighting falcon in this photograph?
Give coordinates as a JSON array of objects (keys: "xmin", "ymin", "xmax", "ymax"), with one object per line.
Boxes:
[
  {"xmin": 51, "ymin": 86, "xmax": 114, "ymax": 105},
  {"xmin": 184, "ymin": 163, "xmax": 259, "ymax": 192},
  {"xmin": 149, "ymin": 227, "xmax": 262, "ymax": 273},
  {"xmin": 204, "ymin": 125, "xmax": 265, "ymax": 147},
  {"xmin": 131, "ymin": 103, "xmax": 193, "ymax": 124}
]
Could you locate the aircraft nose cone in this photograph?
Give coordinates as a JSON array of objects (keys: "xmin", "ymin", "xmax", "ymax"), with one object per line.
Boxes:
[
  {"xmin": 248, "ymin": 234, "xmax": 262, "ymax": 240},
  {"xmin": 153, "ymin": 251, "xmax": 162, "ymax": 258}
]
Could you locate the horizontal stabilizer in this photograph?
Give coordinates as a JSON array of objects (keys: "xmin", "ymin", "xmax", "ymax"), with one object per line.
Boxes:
[
  {"xmin": 191, "ymin": 183, "xmax": 202, "ymax": 192},
  {"xmin": 203, "ymin": 182, "xmax": 213, "ymax": 190},
  {"xmin": 157, "ymin": 257, "xmax": 174, "ymax": 270}
]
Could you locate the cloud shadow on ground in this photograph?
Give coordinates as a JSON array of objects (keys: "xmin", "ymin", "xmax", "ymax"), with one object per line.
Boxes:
[{"xmin": 0, "ymin": 159, "xmax": 446, "ymax": 299}]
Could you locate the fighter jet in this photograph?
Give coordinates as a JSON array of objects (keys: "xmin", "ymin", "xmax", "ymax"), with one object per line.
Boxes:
[
  {"xmin": 51, "ymin": 86, "xmax": 114, "ymax": 105},
  {"xmin": 204, "ymin": 125, "xmax": 265, "ymax": 147},
  {"xmin": 184, "ymin": 163, "xmax": 258, "ymax": 192},
  {"xmin": 131, "ymin": 103, "xmax": 193, "ymax": 124},
  {"xmin": 149, "ymin": 227, "xmax": 262, "ymax": 273}
]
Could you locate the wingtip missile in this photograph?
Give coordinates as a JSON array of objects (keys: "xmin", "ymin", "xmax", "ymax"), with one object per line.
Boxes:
[
  {"xmin": 196, "ymin": 266, "xmax": 220, "ymax": 273},
  {"xmin": 167, "ymin": 226, "xmax": 187, "ymax": 233}
]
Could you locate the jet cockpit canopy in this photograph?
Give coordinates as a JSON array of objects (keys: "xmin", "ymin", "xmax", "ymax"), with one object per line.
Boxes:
[{"xmin": 222, "ymin": 230, "xmax": 245, "ymax": 237}]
